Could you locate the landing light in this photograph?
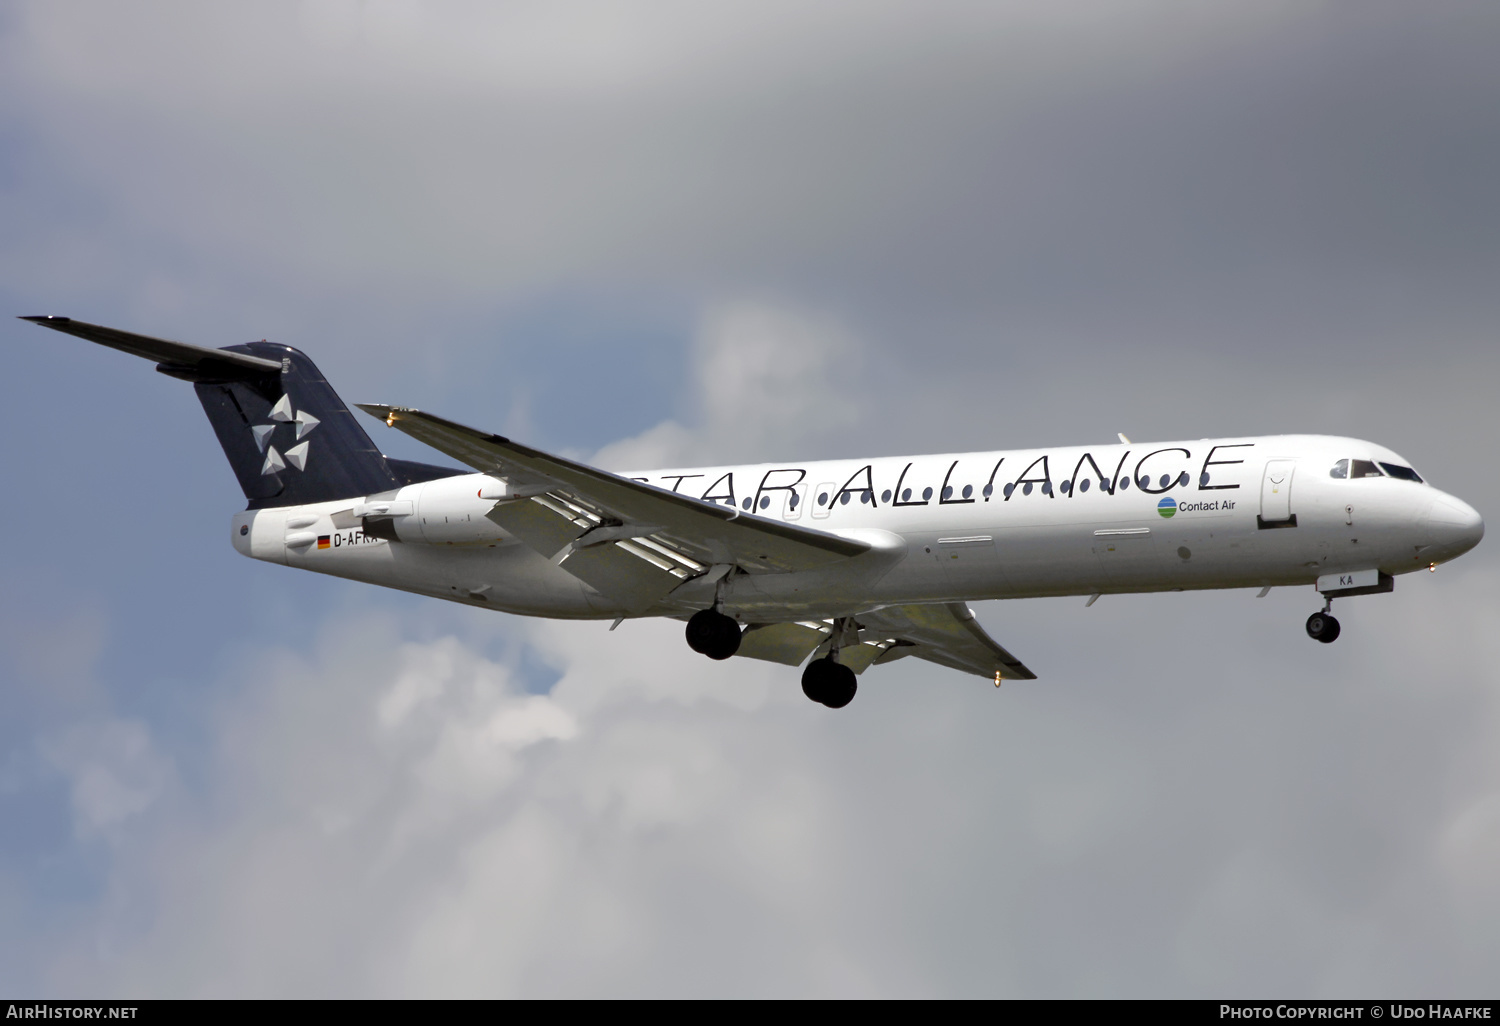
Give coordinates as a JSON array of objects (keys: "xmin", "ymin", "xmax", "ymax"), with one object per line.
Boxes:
[
  {"xmin": 1430, "ymin": 562, "xmax": 1438, "ymax": 572},
  {"xmin": 994, "ymin": 671, "xmax": 1003, "ymax": 688},
  {"xmin": 385, "ymin": 411, "xmax": 399, "ymax": 427}
]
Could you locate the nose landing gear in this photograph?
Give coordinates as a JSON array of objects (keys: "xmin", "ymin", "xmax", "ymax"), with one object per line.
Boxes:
[
  {"xmin": 1305, "ymin": 611, "xmax": 1341, "ymax": 643},
  {"xmin": 1306, "ymin": 592, "xmax": 1341, "ymax": 644}
]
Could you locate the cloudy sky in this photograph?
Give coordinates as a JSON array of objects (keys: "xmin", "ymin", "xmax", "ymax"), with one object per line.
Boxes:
[{"xmin": 2, "ymin": 1, "xmax": 1498, "ymax": 997}]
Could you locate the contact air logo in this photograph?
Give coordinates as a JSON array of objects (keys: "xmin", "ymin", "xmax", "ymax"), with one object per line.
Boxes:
[{"xmin": 1157, "ymin": 497, "xmax": 1177, "ymax": 518}]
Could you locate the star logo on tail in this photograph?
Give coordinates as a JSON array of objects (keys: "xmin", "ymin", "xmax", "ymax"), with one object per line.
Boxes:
[{"xmin": 253, "ymin": 394, "xmax": 320, "ymax": 475}]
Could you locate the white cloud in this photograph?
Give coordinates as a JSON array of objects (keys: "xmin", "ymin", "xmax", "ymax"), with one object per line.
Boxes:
[
  {"xmin": 593, "ymin": 299, "xmax": 862, "ymax": 470},
  {"xmin": 8, "ymin": 566, "xmax": 1492, "ymax": 997},
  {"xmin": 40, "ymin": 720, "xmax": 175, "ymax": 842}
]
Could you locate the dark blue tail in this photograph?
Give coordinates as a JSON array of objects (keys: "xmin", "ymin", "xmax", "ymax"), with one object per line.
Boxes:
[
  {"xmin": 22, "ymin": 317, "xmax": 462, "ymax": 508},
  {"xmin": 195, "ymin": 341, "xmax": 461, "ymax": 507}
]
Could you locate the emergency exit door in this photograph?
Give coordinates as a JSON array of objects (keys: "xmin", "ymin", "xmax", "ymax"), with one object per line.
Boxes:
[{"xmin": 1258, "ymin": 459, "xmax": 1297, "ymax": 528}]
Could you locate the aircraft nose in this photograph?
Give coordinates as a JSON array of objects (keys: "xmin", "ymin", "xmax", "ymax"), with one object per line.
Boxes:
[{"xmin": 1423, "ymin": 494, "xmax": 1484, "ymax": 558}]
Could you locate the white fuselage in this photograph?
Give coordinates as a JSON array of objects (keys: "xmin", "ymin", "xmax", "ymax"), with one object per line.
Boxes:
[{"xmin": 230, "ymin": 434, "xmax": 1483, "ymax": 622}]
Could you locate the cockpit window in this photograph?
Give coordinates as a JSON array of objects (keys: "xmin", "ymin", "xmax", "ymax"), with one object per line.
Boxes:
[
  {"xmin": 1329, "ymin": 459, "xmax": 1349, "ymax": 479},
  {"xmin": 1349, "ymin": 459, "xmax": 1384, "ymax": 479},
  {"xmin": 1379, "ymin": 462, "xmax": 1423, "ymax": 483}
]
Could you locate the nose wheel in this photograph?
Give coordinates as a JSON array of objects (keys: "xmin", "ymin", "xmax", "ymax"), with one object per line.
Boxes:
[
  {"xmin": 1306, "ymin": 611, "xmax": 1341, "ymax": 643},
  {"xmin": 801, "ymin": 657, "xmax": 858, "ymax": 708}
]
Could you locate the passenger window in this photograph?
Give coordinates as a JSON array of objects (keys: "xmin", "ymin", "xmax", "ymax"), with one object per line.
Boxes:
[
  {"xmin": 811, "ymin": 483, "xmax": 835, "ymax": 520},
  {"xmin": 1379, "ymin": 462, "xmax": 1423, "ymax": 482},
  {"xmin": 1329, "ymin": 459, "xmax": 1348, "ymax": 479},
  {"xmin": 1350, "ymin": 459, "xmax": 1384, "ymax": 479}
]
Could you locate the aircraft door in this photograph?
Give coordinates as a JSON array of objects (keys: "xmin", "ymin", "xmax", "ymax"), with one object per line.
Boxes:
[{"xmin": 1259, "ymin": 459, "xmax": 1297, "ymax": 526}]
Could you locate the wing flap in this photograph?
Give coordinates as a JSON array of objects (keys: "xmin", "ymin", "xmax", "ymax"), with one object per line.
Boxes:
[
  {"xmin": 485, "ymin": 497, "xmax": 588, "ymax": 557},
  {"xmin": 857, "ymin": 602, "xmax": 1038, "ymax": 681},
  {"xmin": 558, "ymin": 542, "xmax": 684, "ymax": 613},
  {"xmin": 828, "ymin": 640, "xmax": 887, "ymax": 673},
  {"xmin": 736, "ymin": 621, "xmax": 830, "ymax": 667}
]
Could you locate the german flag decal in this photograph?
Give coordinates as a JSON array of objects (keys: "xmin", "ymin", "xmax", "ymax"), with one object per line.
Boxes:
[{"xmin": 317, "ymin": 535, "xmax": 331, "ymax": 549}]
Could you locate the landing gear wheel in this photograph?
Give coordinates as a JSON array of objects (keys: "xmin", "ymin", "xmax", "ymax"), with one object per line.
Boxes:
[
  {"xmin": 801, "ymin": 658, "xmax": 858, "ymax": 708},
  {"xmin": 1306, "ymin": 612, "xmax": 1341, "ymax": 644},
  {"xmin": 801, "ymin": 658, "xmax": 835, "ymax": 703},
  {"xmin": 823, "ymin": 663, "xmax": 858, "ymax": 709},
  {"xmin": 686, "ymin": 609, "xmax": 742, "ymax": 660}
]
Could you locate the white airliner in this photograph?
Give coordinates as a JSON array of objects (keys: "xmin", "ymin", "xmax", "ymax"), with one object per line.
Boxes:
[{"xmin": 23, "ymin": 317, "xmax": 1484, "ymax": 708}]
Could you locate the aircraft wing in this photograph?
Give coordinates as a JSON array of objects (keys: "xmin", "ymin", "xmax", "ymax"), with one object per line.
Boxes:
[
  {"xmin": 861, "ymin": 602, "xmax": 1038, "ymax": 681},
  {"xmin": 735, "ymin": 602, "xmax": 1039, "ymax": 682},
  {"xmin": 357, "ymin": 404, "xmax": 870, "ymax": 611}
]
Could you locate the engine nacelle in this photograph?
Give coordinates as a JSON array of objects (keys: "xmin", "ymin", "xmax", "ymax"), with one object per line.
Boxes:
[
  {"xmin": 230, "ymin": 473, "xmax": 525, "ymax": 563},
  {"xmin": 401, "ymin": 474, "xmax": 510, "ymax": 546}
]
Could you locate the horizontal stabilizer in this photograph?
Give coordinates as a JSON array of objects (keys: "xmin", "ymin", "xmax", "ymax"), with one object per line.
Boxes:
[
  {"xmin": 23, "ymin": 316, "xmax": 464, "ymax": 506},
  {"xmin": 20, "ymin": 315, "xmax": 282, "ymax": 382}
]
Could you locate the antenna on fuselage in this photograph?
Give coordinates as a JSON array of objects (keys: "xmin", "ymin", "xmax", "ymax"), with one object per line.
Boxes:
[{"xmin": 1117, "ymin": 433, "xmax": 1131, "ymax": 444}]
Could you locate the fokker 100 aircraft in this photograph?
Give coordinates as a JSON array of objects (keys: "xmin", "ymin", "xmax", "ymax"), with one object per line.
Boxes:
[{"xmin": 23, "ymin": 317, "xmax": 1485, "ymax": 708}]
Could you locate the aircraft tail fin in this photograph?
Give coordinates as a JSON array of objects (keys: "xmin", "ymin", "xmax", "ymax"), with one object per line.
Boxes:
[{"xmin": 21, "ymin": 316, "xmax": 461, "ymax": 507}]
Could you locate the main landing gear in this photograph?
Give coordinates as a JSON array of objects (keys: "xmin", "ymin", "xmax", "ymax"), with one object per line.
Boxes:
[
  {"xmin": 1306, "ymin": 595, "xmax": 1341, "ymax": 644},
  {"xmin": 685, "ymin": 605, "xmax": 859, "ymax": 709},
  {"xmin": 802, "ymin": 657, "xmax": 857, "ymax": 709},
  {"xmin": 685, "ymin": 608, "xmax": 742, "ymax": 660}
]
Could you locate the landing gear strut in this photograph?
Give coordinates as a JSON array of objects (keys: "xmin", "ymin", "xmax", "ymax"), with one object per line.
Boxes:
[
  {"xmin": 802, "ymin": 657, "xmax": 857, "ymax": 709},
  {"xmin": 1306, "ymin": 594, "xmax": 1341, "ymax": 644},
  {"xmin": 686, "ymin": 609, "xmax": 742, "ymax": 660}
]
